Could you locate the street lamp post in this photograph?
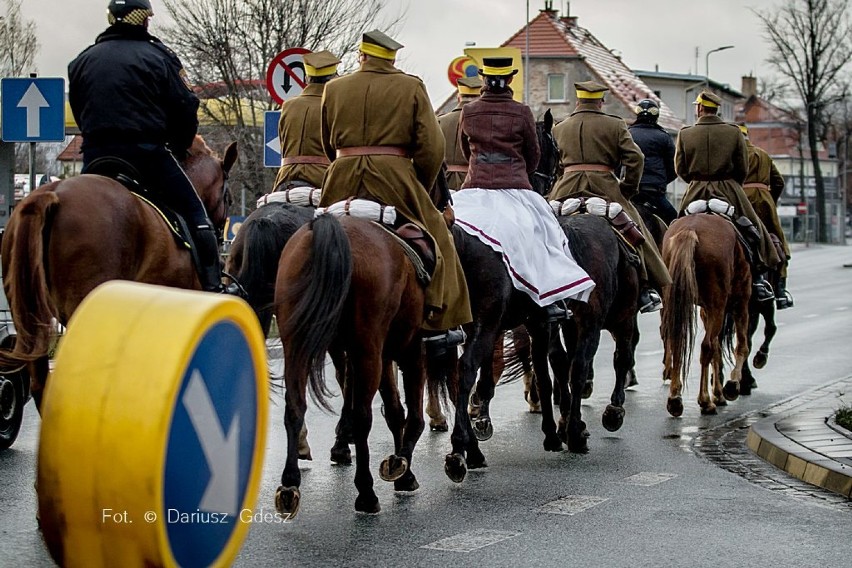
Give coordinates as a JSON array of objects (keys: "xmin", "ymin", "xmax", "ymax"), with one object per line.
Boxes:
[{"xmin": 704, "ymin": 45, "xmax": 734, "ymax": 88}]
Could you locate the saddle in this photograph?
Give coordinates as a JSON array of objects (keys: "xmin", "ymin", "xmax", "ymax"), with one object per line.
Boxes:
[
  {"xmin": 550, "ymin": 196, "xmax": 646, "ymax": 249},
  {"xmin": 316, "ymin": 197, "xmax": 435, "ymax": 284},
  {"xmin": 683, "ymin": 198, "xmax": 757, "ymax": 265}
]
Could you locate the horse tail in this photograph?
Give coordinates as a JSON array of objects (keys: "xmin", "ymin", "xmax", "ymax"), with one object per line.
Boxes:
[
  {"xmin": 499, "ymin": 326, "xmax": 532, "ymax": 385},
  {"xmin": 278, "ymin": 214, "xmax": 352, "ymax": 411},
  {"xmin": 662, "ymin": 229, "xmax": 699, "ymax": 383},
  {"xmin": 0, "ymin": 190, "xmax": 60, "ymax": 369}
]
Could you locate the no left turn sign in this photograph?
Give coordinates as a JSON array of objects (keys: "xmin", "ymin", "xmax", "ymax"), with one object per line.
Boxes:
[{"xmin": 266, "ymin": 47, "xmax": 311, "ymax": 105}]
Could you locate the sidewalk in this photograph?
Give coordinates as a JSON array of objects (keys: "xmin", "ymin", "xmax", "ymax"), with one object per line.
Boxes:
[{"xmin": 747, "ymin": 377, "xmax": 852, "ymax": 498}]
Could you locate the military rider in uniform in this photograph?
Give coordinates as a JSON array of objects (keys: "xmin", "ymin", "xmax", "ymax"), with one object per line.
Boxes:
[
  {"xmin": 272, "ymin": 50, "xmax": 340, "ymax": 192},
  {"xmin": 319, "ymin": 30, "xmax": 471, "ymax": 355},
  {"xmin": 739, "ymin": 124, "xmax": 793, "ymax": 308},
  {"xmin": 675, "ymin": 91, "xmax": 780, "ymax": 301},
  {"xmin": 438, "ymin": 76, "xmax": 482, "ymax": 190},
  {"xmin": 550, "ymin": 81, "xmax": 671, "ymax": 313},
  {"xmin": 69, "ymin": 0, "xmax": 233, "ymax": 294}
]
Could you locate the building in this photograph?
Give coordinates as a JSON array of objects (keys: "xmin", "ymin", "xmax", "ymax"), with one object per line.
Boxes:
[{"xmin": 633, "ymin": 70, "xmax": 743, "ymax": 125}]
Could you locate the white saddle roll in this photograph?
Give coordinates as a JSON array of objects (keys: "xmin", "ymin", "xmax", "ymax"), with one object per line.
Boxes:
[
  {"xmin": 315, "ymin": 199, "xmax": 397, "ymax": 226},
  {"xmin": 256, "ymin": 187, "xmax": 321, "ymax": 209},
  {"xmin": 708, "ymin": 198, "xmax": 735, "ymax": 217},
  {"xmin": 583, "ymin": 196, "xmax": 609, "ymax": 217},
  {"xmin": 559, "ymin": 198, "xmax": 584, "ymax": 216},
  {"xmin": 685, "ymin": 199, "xmax": 709, "ymax": 215}
]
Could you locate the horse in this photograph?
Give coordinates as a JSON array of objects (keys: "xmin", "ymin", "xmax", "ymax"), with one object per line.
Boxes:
[
  {"xmin": 0, "ymin": 136, "xmax": 236, "ymax": 408},
  {"xmin": 660, "ymin": 213, "xmax": 751, "ymax": 416}
]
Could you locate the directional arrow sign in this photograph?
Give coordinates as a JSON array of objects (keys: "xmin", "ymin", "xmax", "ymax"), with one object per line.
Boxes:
[
  {"xmin": 264, "ymin": 110, "xmax": 282, "ymax": 168},
  {"xmin": 1, "ymin": 77, "xmax": 66, "ymax": 142}
]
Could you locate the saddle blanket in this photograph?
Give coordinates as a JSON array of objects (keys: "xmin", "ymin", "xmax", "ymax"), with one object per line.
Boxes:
[{"xmin": 452, "ymin": 188, "xmax": 595, "ymax": 306}]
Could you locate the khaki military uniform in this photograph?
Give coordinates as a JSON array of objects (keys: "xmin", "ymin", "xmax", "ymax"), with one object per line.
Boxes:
[
  {"xmin": 550, "ymin": 104, "xmax": 671, "ymax": 288},
  {"xmin": 320, "ymin": 57, "xmax": 471, "ymax": 330},
  {"xmin": 675, "ymin": 115, "xmax": 781, "ymax": 269},
  {"xmin": 744, "ymin": 139, "xmax": 790, "ymax": 275},
  {"xmin": 437, "ymin": 101, "xmax": 473, "ymax": 190},
  {"xmin": 272, "ymin": 83, "xmax": 329, "ymax": 189}
]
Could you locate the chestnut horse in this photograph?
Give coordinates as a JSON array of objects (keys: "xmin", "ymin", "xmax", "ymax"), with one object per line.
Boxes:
[
  {"xmin": 661, "ymin": 213, "xmax": 751, "ymax": 416},
  {"xmin": 0, "ymin": 137, "xmax": 237, "ymax": 406},
  {"xmin": 273, "ymin": 213, "xmax": 442, "ymax": 515}
]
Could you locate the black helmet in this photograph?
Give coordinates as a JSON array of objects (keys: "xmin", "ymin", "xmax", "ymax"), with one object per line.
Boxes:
[
  {"xmin": 633, "ymin": 98, "xmax": 660, "ymax": 120},
  {"xmin": 108, "ymin": 0, "xmax": 153, "ymax": 24}
]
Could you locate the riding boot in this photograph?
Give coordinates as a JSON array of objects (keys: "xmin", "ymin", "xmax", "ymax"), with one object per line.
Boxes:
[
  {"xmin": 191, "ymin": 224, "xmax": 226, "ymax": 293},
  {"xmin": 543, "ymin": 300, "xmax": 572, "ymax": 323},
  {"xmin": 775, "ymin": 277, "xmax": 794, "ymax": 309},
  {"xmin": 423, "ymin": 328, "xmax": 467, "ymax": 359},
  {"xmin": 638, "ymin": 286, "xmax": 662, "ymax": 313},
  {"xmin": 752, "ymin": 272, "xmax": 775, "ymax": 302}
]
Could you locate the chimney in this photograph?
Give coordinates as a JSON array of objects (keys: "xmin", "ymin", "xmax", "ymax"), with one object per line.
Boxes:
[
  {"xmin": 741, "ymin": 75, "xmax": 757, "ymax": 98},
  {"xmin": 542, "ymin": 0, "xmax": 556, "ymax": 14}
]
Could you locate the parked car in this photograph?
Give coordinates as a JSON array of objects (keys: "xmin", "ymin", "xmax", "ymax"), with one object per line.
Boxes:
[{"xmin": 0, "ymin": 231, "xmax": 30, "ymax": 450}]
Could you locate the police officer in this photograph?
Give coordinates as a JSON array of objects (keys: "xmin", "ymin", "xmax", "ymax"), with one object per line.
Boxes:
[
  {"xmin": 272, "ymin": 50, "xmax": 340, "ymax": 192},
  {"xmin": 550, "ymin": 81, "xmax": 671, "ymax": 313},
  {"xmin": 628, "ymin": 98, "xmax": 678, "ymax": 225},
  {"xmin": 739, "ymin": 124, "xmax": 793, "ymax": 308},
  {"xmin": 69, "ymin": 0, "xmax": 229, "ymax": 294},
  {"xmin": 437, "ymin": 76, "xmax": 482, "ymax": 190},
  {"xmin": 675, "ymin": 91, "xmax": 780, "ymax": 301},
  {"xmin": 319, "ymin": 30, "xmax": 471, "ymax": 355}
]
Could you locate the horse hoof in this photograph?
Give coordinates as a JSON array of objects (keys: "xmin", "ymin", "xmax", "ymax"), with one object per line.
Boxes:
[
  {"xmin": 472, "ymin": 417, "xmax": 494, "ymax": 441},
  {"xmin": 740, "ymin": 377, "xmax": 755, "ymax": 396},
  {"xmin": 444, "ymin": 453, "xmax": 467, "ymax": 483},
  {"xmin": 581, "ymin": 381, "xmax": 594, "ymax": 399},
  {"xmin": 701, "ymin": 405, "xmax": 718, "ymax": 416},
  {"xmin": 626, "ymin": 369, "xmax": 638, "ymax": 388},
  {"xmin": 602, "ymin": 404, "xmax": 625, "ymax": 432},
  {"xmin": 275, "ymin": 486, "xmax": 301, "ymax": 519},
  {"xmin": 715, "ymin": 397, "xmax": 728, "ymax": 407},
  {"xmin": 298, "ymin": 452, "xmax": 313, "ymax": 461},
  {"xmin": 466, "ymin": 449, "xmax": 488, "ymax": 470},
  {"xmin": 379, "ymin": 454, "xmax": 409, "ymax": 482},
  {"xmin": 394, "ymin": 472, "xmax": 420, "ymax": 492},
  {"xmin": 567, "ymin": 435, "xmax": 589, "ymax": 454},
  {"xmin": 430, "ymin": 420, "xmax": 449, "ymax": 432},
  {"xmin": 753, "ymin": 350, "xmax": 768, "ymax": 369},
  {"xmin": 355, "ymin": 493, "xmax": 380, "ymax": 514},
  {"xmin": 667, "ymin": 397, "xmax": 683, "ymax": 417},
  {"xmin": 722, "ymin": 380, "xmax": 740, "ymax": 402},
  {"xmin": 543, "ymin": 434, "xmax": 563, "ymax": 452},
  {"xmin": 528, "ymin": 401, "xmax": 542, "ymax": 413},
  {"xmin": 330, "ymin": 445, "xmax": 352, "ymax": 465}
]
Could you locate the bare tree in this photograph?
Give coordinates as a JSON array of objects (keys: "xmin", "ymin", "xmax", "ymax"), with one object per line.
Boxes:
[
  {"xmin": 0, "ymin": 0, "xmax": 38, "ymax": 77},
  {"xmin": 754, "ymin": 0, "xmax": 852, "ymax": 242},
  {"xmin": 158, "ymin": 0, "xmax": 402, "ymax": 213}
]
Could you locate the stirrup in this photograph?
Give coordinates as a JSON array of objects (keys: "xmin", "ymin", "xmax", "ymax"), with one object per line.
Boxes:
[
  {"xmin": 638, "ymin": 288, "xmax": 662, "ymax": 314},
  {"xmin": 776, "ymin": 290, "xmax": 794, "ymax": 309},
  {"xmin": 222, "ymin": 271, "xmax": 249, "ymax": 300},
  {"xmin": 752, "ymin": 280, "xmax": 775, "ymax": 302},
  {"xmin": 544, "ymin": 302, "xmax": 571, "ymax": 323}
]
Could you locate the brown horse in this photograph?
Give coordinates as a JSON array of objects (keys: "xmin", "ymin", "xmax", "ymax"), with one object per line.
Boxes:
[
  {"xmin": 273, "ymin": 213, "xmax": 441, "ymax": 515},
  {"xmin": 0, "ymin": 136, "xmax": 237, "ymax": 406},
  {"xmin": 661, "ymin": 213, "xmax": 751, "ymax": 416}
]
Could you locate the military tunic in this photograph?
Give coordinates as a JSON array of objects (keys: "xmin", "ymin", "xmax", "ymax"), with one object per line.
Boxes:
[
  {"xmin": 437, "ymin": 100, "xmax": 473, "ymax": 190},
  {"xmin": 319, "ymin": 57, "xmax": 471, "ymax": 330},
  {"xmin": 744, "ymin": 139, "xmax": 790, "ymax": 273},
  {"xmin": 273, "ymin": 83, "xmax": 329, "ymax": 190},
  {"xmin": 550, "ymin": 103, "xmax": 671, "ymax": 288},
  {"xmin": 675, "ymin": 115, "xmax": 781, "ymax": 269}
]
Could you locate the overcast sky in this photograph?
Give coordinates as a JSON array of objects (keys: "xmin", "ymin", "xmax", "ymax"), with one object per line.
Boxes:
[{"xmin": 23, "ymin": 0, "xmax": 780, "ymax": 105}]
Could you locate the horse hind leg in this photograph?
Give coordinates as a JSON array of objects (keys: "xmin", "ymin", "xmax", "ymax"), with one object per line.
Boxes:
[
  {"xmin": 378, "ymin": 360, "xmax": 410, "ymax": 485},
  {"xmin": 351, "ymin": 351, "xmax": 382, "ymax": 514},
  {"xmin": 391, "ymin": 349, "xmax": 429, "ymax": 492},
  {"xmin": 602, "ymin": 326, "xmax": 635, "ymax": 432},
  {"xmin": 275, "ymin": 378, "xmax": 309, "ymax": 519},
  {"xmin": 724, "ymin": 302, "xmax": 750, "ymax": 402}
]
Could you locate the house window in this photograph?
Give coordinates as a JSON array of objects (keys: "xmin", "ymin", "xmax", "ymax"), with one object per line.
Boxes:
[{"xmin": 547, "ymin": 74, "xmax": 566, "ymax": 102}]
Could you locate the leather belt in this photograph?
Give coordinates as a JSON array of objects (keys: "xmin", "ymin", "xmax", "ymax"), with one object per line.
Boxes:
[
  {"xmin": 336, "ymin": 146, "xmax": 410, "ymax": 158},
  {"xmin": 446, "ymin": 164, "xmax": 468, "ymax": 173},
  {"xmin": 565, "ymin": 164, "xmax": 613, "ymax": 173},
  {"xmin": 743, "ymin": 182, "xmax": 770, "ymax": 190},
  {"xmin": 691, "ymin": 174, "xmax": 727, "ymax": 181},
  {"xmin": 282, "ymin": 155, "xmax": 330, "ymax": 166}
]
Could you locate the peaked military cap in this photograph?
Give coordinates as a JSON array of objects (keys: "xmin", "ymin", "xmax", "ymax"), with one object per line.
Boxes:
[
  {"xmin": 303, "ymin": 50, "xmax": 340, "ymax": 77},
  {"xmin": 479, "ymin": 57, "xmax": 517, "ymax": 77},
  {"xmin": 738, "ymin": 123, "xmax": 749, "ymax": 135},
  {"xmin": 575, "ymin": 80, "xmax": 608, "ymax": 100},
  {"xmin": 694, "ymin": 90, "xmax": 722, "ymax": 108},
  {"xmin": 360, "ymin": 29, "xmax": 403, "ymax": 60},
  {"xmin": 457, "ymin": 75, "xmax": 483, "ymax": 95}
]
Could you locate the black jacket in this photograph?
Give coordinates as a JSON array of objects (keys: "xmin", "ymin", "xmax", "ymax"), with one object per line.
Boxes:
[
  {"xmin": 68, "ymin": 23, "xmax": 199, "ymax": 154},
  {"xmin": 628, "ymin": 122, "xmax": 676, "ymax": 191}
]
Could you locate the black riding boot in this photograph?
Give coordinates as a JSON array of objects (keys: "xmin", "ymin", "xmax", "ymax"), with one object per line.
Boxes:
[
  {"xmin": 752, "ymin": 272, "xmax": 775, "ymax": 302},
  {"xmin": 736, "ymin": 216, "xmax": 774, "ymax": 302},
  {"xmin": 191, "ymin": 224, "xmax": 226, "ymax": 293},
  {"xmin": 775, "ymin": 277, "xmax": 794, "ymax": 309},
  {"xmin": 423, "ymin": 328, "xmax": 467, "ymax": 359},
  {"xmin": 638, "ymin": 286, "xmax": 662, "ymax": 313},
  {"xmin": 543, "ymin": 300, "xmax": 572, "ymax": 323}
]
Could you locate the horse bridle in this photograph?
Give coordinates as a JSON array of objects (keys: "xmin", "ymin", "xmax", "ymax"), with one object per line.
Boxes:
[{"xmin": 532, "ymin": 129, "xmax": 560, "ymax": 194}]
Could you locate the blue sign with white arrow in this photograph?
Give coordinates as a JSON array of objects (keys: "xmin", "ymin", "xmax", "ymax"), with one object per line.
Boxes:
[
  {"xmin": 264, "ymin": 110, "xmax": 281, "ymax": 168},
  {"xmin": 1, "ymin": 77, "xmax": 66, "ymax": 142},
  {"xmin": 164, "ymin": 320, "xmax": 259, "ymax": 568}
]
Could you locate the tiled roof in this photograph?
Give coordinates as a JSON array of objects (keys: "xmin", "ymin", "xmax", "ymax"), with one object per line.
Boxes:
[
  {"xmin": 57, "ymin": 135, "xmax": 83, "ymax": 162},
  {"xmin": 504, "ymin": 11, "xmax": 683, "ymax": 132},
  {"xmin": 736, "ymin": 96, "xmax": 828, "ymax": 159}
]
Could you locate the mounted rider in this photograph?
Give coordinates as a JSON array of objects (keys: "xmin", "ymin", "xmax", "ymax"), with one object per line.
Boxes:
[
  {"xmin": 675, "ymin": 91, "xmax": 781, "ymax": 301},
  {"xmin": 550, "ymin": 81, "xmax": 671, "ymax": 314},
  {"xmin": 272, "ymin": 50, "xmax": 340, "ymax": 192},
  {"xmin": 437, "ymin": 76, "xmax": 482, "ymax": 190},
  {"xmin": 452, "ymin": 57, "xmax": 595, "ymax": 319},
  {"xmin": 318, "ymin": 30, "xmax": 471, "ymax": 355},
  {"xmin": 68, "ymin": 0, "xmax": 232, "ymax": 294},
  {"xmin": 739, "ymin": 123, "xmax": 793, "ymax": 309},
  {"xmin": 628, "ymin": 98, "xmax": 678, "ymax": 226}
]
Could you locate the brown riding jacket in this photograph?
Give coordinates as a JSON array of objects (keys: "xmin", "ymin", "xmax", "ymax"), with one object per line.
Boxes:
[
  {"xmin": 459, "ymin": 90, "xmax": 539, "ymax": 190},
  {"xmin": 744, "ymin": 139, "xmax": 790, "ymax": 258},
  {"xmin": 273, "ymin": 83, "xmax": 328, "ymax": 189},
  {"xmin": 319, "ymin": 57, "xmax": 471, "ymax": 330},
  {"xmin": 437, "ymin": 96, "xmax": 476, "ymax": 190}
]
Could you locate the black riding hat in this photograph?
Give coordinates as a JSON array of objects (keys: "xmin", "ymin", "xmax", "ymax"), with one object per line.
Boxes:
[
  {"xmin": 108, "ymin": 0, "xmax": 153, "ymax": 20},
  {"xmin": 633, "ymin": 99, "xmax": 660, "ymax": 120}
]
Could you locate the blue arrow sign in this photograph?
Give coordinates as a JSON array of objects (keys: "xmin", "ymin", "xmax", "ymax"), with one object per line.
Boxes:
[
  {"xmin": 164, "ymin": 320, "xmax": 259, "ymax": 568},
  {"xmin": 264, "ymin": 110, "xmax": 281, "ymax": 168},
  {"xmin": 1, "ymin": 77, "xmax": 66, "ymax": 142}
]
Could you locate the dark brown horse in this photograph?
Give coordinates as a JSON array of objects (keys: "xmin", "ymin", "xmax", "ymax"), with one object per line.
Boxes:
[
  {"xmin": 273, "ymin": 213, "xmax": 441, "ymax": 515},
  {"xmin": 0, "ymin": 136, "xmax": 237, "ymax": 406},
  {"xmin": 661, "ymin": 213, "xmax": 751, "ymax": 416}
]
